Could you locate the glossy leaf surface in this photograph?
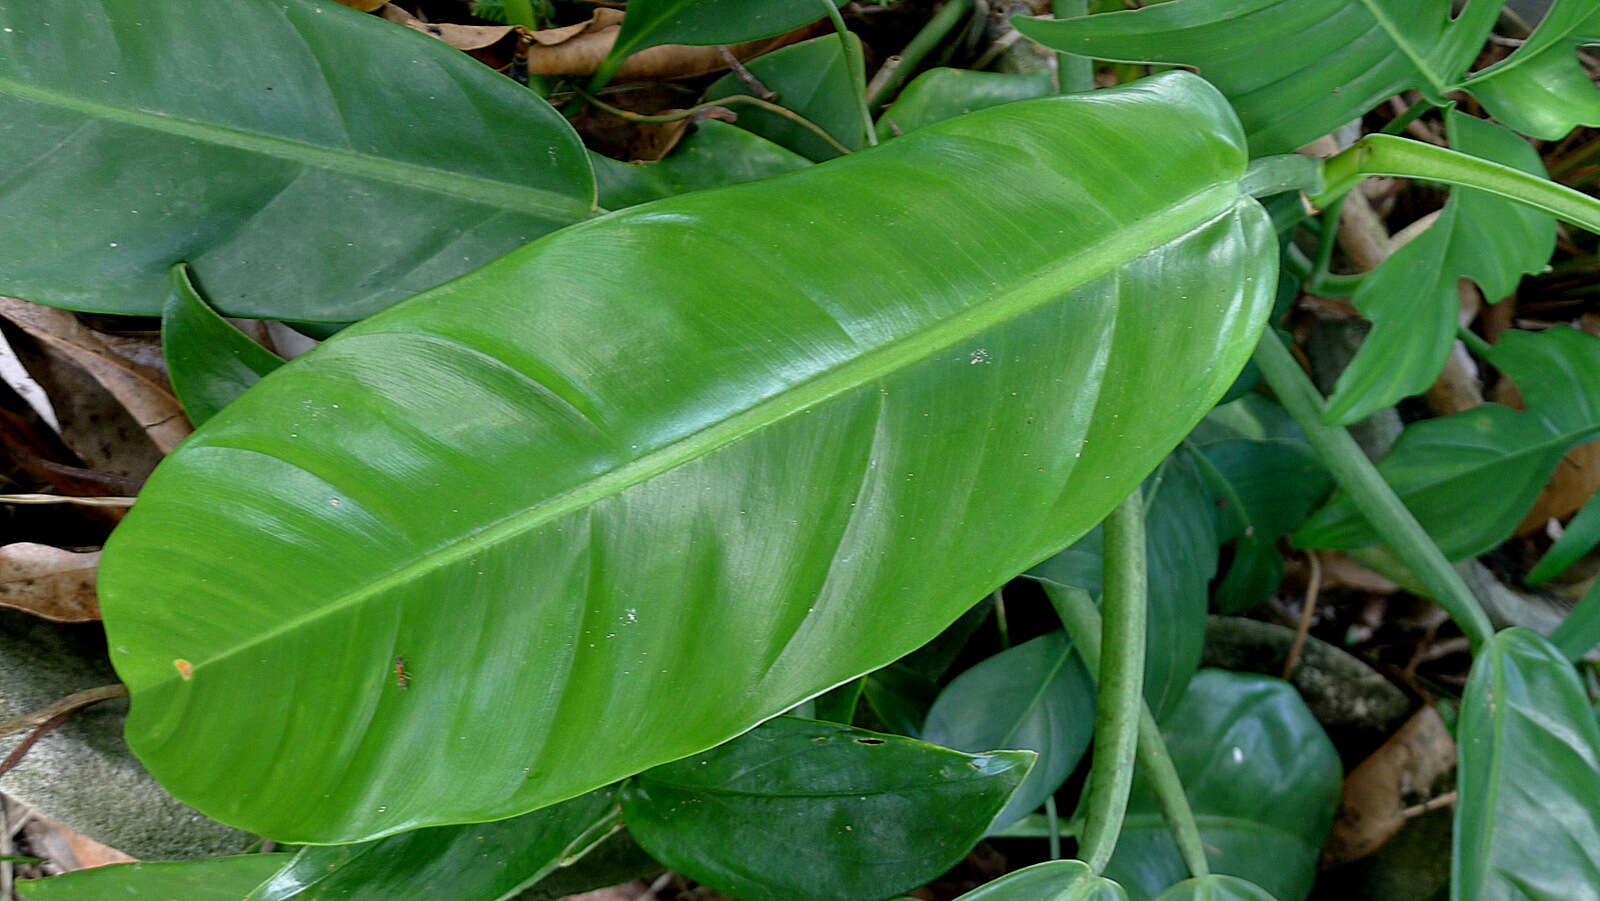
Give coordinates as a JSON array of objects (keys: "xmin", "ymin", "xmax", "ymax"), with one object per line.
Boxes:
[
  {"xmin": 17, "ymin": 855, "xmax": 288, "ymax": 901},
  {"xmin": 1298, "ymin": 327, "xmax": 1600, "ymax": 559},
  {"xmin": 1454, "ymin": 628, "xmax": 1600, "ymax": 901},
  {"xmin": 0, "ymin": 0, "xmax": 595, "ymax": 323},
  {"xmin": 592, "ymin": 121, "xmax": 810, "ymax": 209},
  {"xmin": 247, "ymin": 788, "xmax": 620, "ymax": 901},
  {"xmin": 162, "ymin": 265, "xmax": 285, "ymax": 426},
  {"xmin": 1324, "ymin": 110, "xmax": 1555, "ymax": 425},
  {"xmin": 1106, "ymin": 670, "xmax": 1341, "ymax": 901},
  {"xmin": 876, "ymin": 68, "xmax": 1054, "ymax": 140},
  {"xmin": 921, "ymin": 632, "xmax": 1095, "ymax": 831},
  {"xmin": 1013, "ymin": 0, "xmax": 1498, "ymax": 153},
  {"xmin": 620, "ymin": 717, "xmax": 1031, "ymax": 901},
  {"xmin": 98, "ymin": 72, "xmax": 1275, "ymax": 842},
  {"xmin": 1152, "ymin": 876, "xmax": 1280, "ymax": 901},
  {"xmin": 1465, "ymin": 0, "xmax": 1600, "ymax": 139},
  {"xmin": 1028, "ymin": 450, "xmax": 1218, "ymax": 714},
  {"xmin": 952, "ymin": 861, "xmax": 1128, "ymax": 901},
  {"xmin": 591, "ymin": 0, "xmax": 835, "ymax": 87},
  {"xmin": 703, "ymin": 33, "xmax": 867, "ymax": 160}
]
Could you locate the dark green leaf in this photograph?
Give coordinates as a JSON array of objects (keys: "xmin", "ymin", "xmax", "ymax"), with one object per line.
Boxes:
[
  {"xmin": 1323, "ymin": 110, "xmax": 1555, "ymax": 426},
  {"xmin": 246, "ymin": 788, "xmax": 620, "ymax": 901},
  {"xmin": 1106, "ymin": 670, "xmax": 1342, "ymax": 901},
  {"xmin": 1151, "ymin": 876, "xmax": 1281, "ymax": 901},
  {"xmin": 0, "ymin": 0, "xmax": 595, "ymax": 322},
  {"xmin": 1298, "ymin": 327, "xmax": 1600, "ymax": 560},
  {"xmin": 1455, "ymin": 628, "xmax": 1600, "ymax": 900},
  {"xmin": 162, "ymin": 264, "xmax": 285, "ymax": 426},
  {"xmin": 97, "ymin": 72, "xmax": 1275, "ymax": 842},
  {"xmin": 591, "ymin": 121, "xmax": 810, "ymax": 209},
  {"xmin": 950, "ymin": 860, "xmax": 1128, "ymax": 900},
  {"xmin": 812, "ymin": 677, "xmax": 865, "ymax": 724},
  {"xmin": 16, "ymin": 855, "xmax": 289, "ymax": 901},
  {"xmin": 621, "ymin": 717, "xmax": 1031, "ymax": 901},
  {"xmin": 1029, "ymin": 451, "xmax": 1219, "ymax": 713},
  {"xmin": 590, "ymin": 0, "xmax": 835, "ymax": 88},
  {"xmin": 1463, "ymin": 0, "xmax": 1600, "ymax": 140},
  {"xmin": 703, "ymin": 33, "xmax": 866, "ymax": 160},
  {"xmin": 875, "ymin": 68, "xmax": 1054, "ymax": 140},
  {"xmin": 1550, "ymin": 577, "xmax": 1600, "ymax": 660},
  {"xmin": 1526, "ymin": 486, "xmax": 1600, "ymax": 585},
  {"xmin": 1012, "ymin": 0, "xmax": 1497, "ymax": 153},
  {"xmin": 921, "ymin": 631, "xmax": 1095, "ymax": 831}
]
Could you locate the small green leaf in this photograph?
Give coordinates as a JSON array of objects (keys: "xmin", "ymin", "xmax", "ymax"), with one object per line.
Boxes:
[
  {"xmin": 16, "ymin": 855, "xmax": 289, "ymax": 901},
  {"xmin": 1454, "ymin": 628, "xmax": 1600, "ymax": 900},
  {"xmin": 592, "ymin": 120, "xmax": 811, "ymax": 209},
  {"xmin": 162, "ymin": 264, "xmax": 285, "ymax": 426},
  {"xmin": 1298, "ymin": 327, "xmax": 1600, "ymax": 560},
  {"xmin": 875, "ymin": 68, "xmax": 1054, "ymax": 140},
  {"xmin": 1463, "ymin": 0, "xmax": 1600, "ymax": 140},
  {"xmin": 1323, "ymin": 110, "xmax": 1555, "ymax": 426},
  {"xmin": 590, "ymin": 0, "xmax": 836, "ymax": 88},
  {"xmin": 950, "ymin": 860, "xmax": 1128, "ymax": 900},
  {"xmin": 703, "ymin": 33, "xmax": 867, "ymax": 160},
  {"xmin": 1105, "ymin": 670, "xmax": 1341, "ymax": 901},
  {"xmin": 1152, "ymin": 876, "xmax": 1281, "ymax": 901},
  {"xmin": 1550, "ymin": 578, "xmax": 1600, "ymax": 660},
  {"xmin": 921, "ymin": 631, "xmax": 1095, "ymax": 831},
  {"xmin": 246, "ymin": 788, "xmax": 620, "ymax": 901},
  {"xmin": 620, "ymin": 717, "xmax": 1032, "ymax": 901},
  {"xmin": 1526, "ymin": 486, "xmax": 1600, "ymax": 585},
  {"xmin": 1012, "ymin": 0, "xmax": 1498, "ymax": 153}
]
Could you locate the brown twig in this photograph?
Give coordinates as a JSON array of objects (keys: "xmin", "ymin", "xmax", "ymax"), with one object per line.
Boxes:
[
  {"xmin": 0, "ymin": 684, "xmax": 127, "ymax": 741},
  {"xmin": 1283, "ymin": 550, "xmax": 1322, "ymax": 679},
  {"xmin": 1400, "ymin": 790, "xmax": 1458, "ymax": 818},
  {"xmin": 716, "ymin": 46, "xmax": 775, "ymax": 99},
  {"xmin": 0, "ymin": 493, "xmax": 135, "ymax": 508}
]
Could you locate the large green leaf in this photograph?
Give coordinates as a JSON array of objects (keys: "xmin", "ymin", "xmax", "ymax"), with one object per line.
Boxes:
[
  {"xmin": 0, "ymin": 0, "xmax": 595, "ymax": 322},
  {"xmin": 1012, "ymin": 0, "xmax": 1499, "ymax": 153},
  {"xmin": 97, "ymin": 72, "xmax": 1276, "ymax": 842},
  {"xmin": 1323, "ymin": 110, "xmax": 1555, "ymax": 426},
  {"xmin": 1297, "ymin": 327, "xmax": 1600, "ymax": 559},
  {"xmin": 620, "ymin": 717, "xmax": 1031, "ymax": 901},
  {"xmin": 920, "ymin": 632, "xmax": 1096, "ymax": 831},
  {"xmin": 1028, "ymin": 450, "xmax": 1219, "ymax": 714},
  {"xmin": 951, "ymin": 861, "xmax": 1128, "ymax": 901},
  {"xmin": 246, "ymin": 788, "xmax": 620, "ymax": 901},
  {"xmin": 590, "ymin": 0, "xmax": 836, "ymax": 88},
  {"xmin": 1463, "ymin": 0, "xmax": 1600, "ymax": 140},
  {"xmin": 703, "ymin": 33, "xmax": 867, "ymax": 161},
  {"xmin": 16, "ymin": 855, "xmax": 289, "ymax": 901},
  {"xmin": 1106, "ymin": 670, "xmax": 1341, "ymax": 901},
  {"xmin": 591, "ymin": 120, "xmax": 811, "ymax": 209},
  {"xmin": 1454, "ymin": 628, "xmax": 1600, "ymax": 900}
]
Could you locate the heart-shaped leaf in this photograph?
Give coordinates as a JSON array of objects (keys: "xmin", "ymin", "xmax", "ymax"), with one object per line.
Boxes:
[
  {"xmin": 1152, "ymin": 876, "xmax": 1281, "ymax": 901},
  {"xmin": 98, "ymin": 71, "xmax": 1275, "ymax": 842},
  {"xmin": 621, "ymin": 717, "xmax": 1032, "ymax": 901},
  {"xmin": 0, "ymin": 0, "xmax": 595, "ymax": 322},
  {"xmin": 951, "ymin": 861, "xmax": 1128, "ymax": 901},
  {"xmin": 1454, "ymin": 628, "xmax": 1600, "ymax": 900}
]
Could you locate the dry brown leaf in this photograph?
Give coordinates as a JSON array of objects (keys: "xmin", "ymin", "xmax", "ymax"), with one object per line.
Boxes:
[
  {"xmin": 379, "ymin": 5, "xmax": 522, "ymax": 52},
  {"xmin": 335, "ymin": 0, "xmax": 387, "ymax": 11},
  {"xmin": 0, "ymin": 299, "xmax": 189, "ymax": 454},
  {"xmin": 20, "ymin": 811, "xmax": 136, "ymax": 871},
  {"xmin": 1321, "ymin": 705, "xmax": 1456, "ymax": 867},
  {"xmin": 526, "ymin": 10, "xmax": 813, "ymax": 80},
  {"xmin": 0, "ymin": 543, "xmax": 100, "ymax": 622}
]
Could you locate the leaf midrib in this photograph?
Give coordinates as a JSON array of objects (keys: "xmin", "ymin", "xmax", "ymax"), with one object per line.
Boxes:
[
  {"xmin": 1354, "ymin": 0, "xmax": 1453, "ymax": 94},
  {"xmin": 0, "ymin": 77, "xmax": 597, "ymax": 221},
  {"xmin": 177, "ymin": 181, "xmax": 1249, "ymax": 680}
]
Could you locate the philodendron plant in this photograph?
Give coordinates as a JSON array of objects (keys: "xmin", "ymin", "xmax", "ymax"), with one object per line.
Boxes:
[{"xmin": 5, "ymin": 0, "xmax": 1600, "ymax": 898}]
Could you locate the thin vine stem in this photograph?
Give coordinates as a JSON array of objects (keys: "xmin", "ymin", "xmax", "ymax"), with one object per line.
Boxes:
[
  {"xmin": 1077, "ymin": 492, "xmax": 1148, "ymax": 874},
  {"xmin": 820, "ymin": 0, "xmax": 877, "ymax": 147},
  {"xmin": 1047, "ymin": 584, "xmax": 1210, "ymax": 878},
  {"xmin": 866, "ymin": 0, "xmax": 973, "ymax": 108},
  {"xmin": 1251, "ymin": 332, "xmax": 1494, "ymax": 652},
  {"xmin": 573, "ymin": 88, "xmax": 853, "ymax": 156}
]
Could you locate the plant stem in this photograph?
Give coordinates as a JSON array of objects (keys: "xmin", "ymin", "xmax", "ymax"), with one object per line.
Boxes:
[
  {"xmin": 1380, "ymin": 97, "xmax": 1433, "ymax": 136},
  {"xmin": 501, "ymin": 0, "xmax": 539, "ymax": 29},
  {"xmin": 1052, "ymin": 0, "xmax": 1093, "ymax": 93},
  {"xmin": 865, "ymin": 0, "xmax": 974, "ymax": 109},
  {"xmin": 1455, "ymin": 324, "xmax": 1492, "ymax": 358},
  {"xmin": 1313, "ymin": 135, "xmax": 1600, "ymax": 233},
  {"xmin": 574, "ymin": 89, "xmax": 853, "ymax": 156},
  {"xmin": 1047, "ymin": 585, "xmax": 1210, "ymax": 878},
  {"xmin": 1309, "ymin": 194, "xmax": 1345, "ymax": 293},
  {"xmin": 1251, "ymin": 333, "xmax": 1495, "ymax": 652},
  {"xmin": 1044, "ymin": 795, "xmax": 1062, "ymax": 860},
  {"xmin": 820, "ymin": 0, "xmax": 877, "ymax": 147},
  {"xmin": 1077, "ymin": 492, "xmax": 1148, "ymax": 874}
]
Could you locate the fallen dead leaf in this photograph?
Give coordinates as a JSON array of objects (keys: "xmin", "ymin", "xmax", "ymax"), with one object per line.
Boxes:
[
  {"xmin": 1321, "ymin": 705, "xmax": 1456, "ymax": 868},
  {"xmin": 20, "ymin": 810, "xmax": 136, "ymax": 871},
  {"xmin": 0, "ymin": 299, "xmax": 189, "ymax": 454},
  {"xmin": 0, "ymin": 543, "xmax": 99, "ymax": 622},
  {"xmin": 335, "ymin": 0, "xmax": 387, "ymax": 11},
  {"xmin": 380, "ymin": 5, "xmax": 522, "ymax": 52},
  {"xmin": 524, "ymin": 9, "xmax": 815, "ymax": 80}
]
